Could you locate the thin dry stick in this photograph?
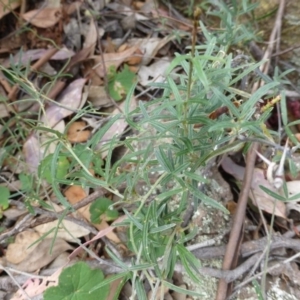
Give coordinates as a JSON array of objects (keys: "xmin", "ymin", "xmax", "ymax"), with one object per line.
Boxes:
[
  {"xmin": 1, "ymin": 265, "xmax": 31, "ymax": 300},
  {"xmin": 252, "ymin": 0, "xmax": 285, "ymax": 92},
  {"xmin": 252, "ymin": 1, "xmax": 286, "ymax": 296},
  {"xmin": 217, "ymin": 1, "xmax": 286, "ymax": 298},
  {"xmin": 0, "ymin": 188, "xmax": 106, "ymax": 243},
  {"xmin": 216, "ymin": 142, "xmax": 258, "ymax": 300},
  {"xmin": 230, "ymin": 249, "xmax": 300, "ymax": 300}
]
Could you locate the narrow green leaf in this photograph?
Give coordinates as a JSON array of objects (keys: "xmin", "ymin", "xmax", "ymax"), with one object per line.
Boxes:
[
  {"xmin": 135, "ymin": 279, "xmax": 147, "ymax": 299},
  {"xmin": 149, "ymin": 223, "xmax": 176, "ymax": 234},
  {"xmin": 280, "ymin": 91, "xmax": 287, "ymax": 126},
  {"xmin": 242, "ymin": 82, "xmax": 280, "ymax": 113},
  {"xmin": 162, "ymin": 280, "xmax": 205, "ymax": 297},
  {"xmin": 187, "ymin": 184, "xmax": 228, "ymax": 213},
  {"xmin": 123, "ymin": 209, "xmax": 143, "ymax": 230},
  {"xmin": 259, "ymin": 185, "xmax": 286, "ymax": 201},
  {"xmin": 156, "ymin": 188, "xmax": 183, "ymax": 201}
]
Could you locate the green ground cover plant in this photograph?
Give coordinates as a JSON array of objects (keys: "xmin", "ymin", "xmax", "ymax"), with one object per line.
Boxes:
[{"xmin": 1, "ymin": 0, "xmax": 298, "ymax": 299}]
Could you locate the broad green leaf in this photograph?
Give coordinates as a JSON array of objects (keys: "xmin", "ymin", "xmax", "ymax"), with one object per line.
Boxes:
[
  {"xmin": 44, "ymin": 262, "xmax": 109, "ymax": 300},
  {"xmin": 38, "ymin": 154, "xmax": 70, "ymax": 184},
  {"xmin": 89, "ymin": 198, "xmax": 118, "ymax": 224},
  {"xmin": 108, "ymin": 65, "xmax": 136, "ymax": 101},
  {"xmin": 0, "ymin": 186, "xmax": 9, "ymax": 210}
]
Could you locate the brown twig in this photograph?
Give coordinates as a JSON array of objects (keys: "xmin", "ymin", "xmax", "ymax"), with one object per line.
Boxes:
[
  {"xmin": 0, "ymin": 188, "xmax": 106, "ymax": 243},
  {"xmin": 3, "ymin": 234, "xmax": 300, "ymax": 293},
  {"xmin": 217, "ymin": 1, "xmax": 287, "ymax": 297},
  {"xmin": 216, "ymin": 143, "xmax": 258, "ymax": 299}
]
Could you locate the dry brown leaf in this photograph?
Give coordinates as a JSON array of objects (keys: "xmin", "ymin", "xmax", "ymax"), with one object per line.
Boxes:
[
  {"xmin": 12, "ymin": 238, "xmax": 72, "ymax": 272},
  {"xmin": 93, "ymin": 45, "xmax": 139, "ymax": 77},
  {"xmin": 64, "ymin": 185, "xmax": 90, "ymax": 219},
  {"xmin": 69, "ymin": 215, "xmax": 127, "ymax": 259},
  {"xmin": 0, "ymin": 0, "xmax": 21, "ymax": 19},
  {"xmin": 128, "ymin": 37, "xmax": 173, "ymax": 65},
  {"xmin": 34, "ymin": 219, "xmax": 90, "ymax": 242},
  {"xmin": 68, "ymin": 44, "xmax": 95, "ymax": 70},
  {"xmin": 34, "ymin": 202, "xmax": 90, "ymax": 242},
  {"xmin": 3, "ymin": 47, "xmax": 75, "ymax": 68},
  {"xmin": 67, "ymin": 121, "xmax": 91, "ymax": 143},
  {"xmin": 23, "ymin": 133, "xmax": 44, "ymax": 173},
  {"xmin": 0, "ymin": 32, "xmax": 25, "ymax": 53},
  {"xmin": 6, "ymin": 231, "xmax": 40, "ymax": 264},
  {"xmin": 23, "ymin": 79, "xmax": 86, "ymax": 173},
  {"xmin": 107, "ymin": 2, "xmax": 148, "ymax": 21},
  {"xmin": 96, "ymin": 96, "xmax": 137, "ymax": 158},
  {"xmin": 221, "ymin": 156, "xmax": 286, "ymax": 218},
  {"xmin": 138, "ymin": 57, "xmax": 170, "ymax": 86},
  {"xmin": 0, "ymin": 102, "xmax": 9, "ymax": 118},
  {"xmin": 125, "ymin": 47, "xmax": 143, "ymax": 65},
  {"xmin": 41, "ymin": 78, "xmax": 87, "ymax": 128},
  {"xmin": 63, "ymin": 1, "xmax": 83, "ymax": 15},
  {"xmin": 65, "ymin": 186, "xmax": 125, "ymax": 258},
  {"xmin": 94, "ymin": 220, "xmax": 121, "ymax": 245},
  {"xmin": 22, "ymin": 7, "xmax": 62, "ymax": 28},
  {"xmin": 23, "ymin": 121, "xmax": 64, "ymax": 173},
  {"xmin": 83, "ymin": 18, "xmax": 97, "ymax": 54},
  {"xmin": 84, "ymin": 85, "xmax": 111, "ymax": 107}
]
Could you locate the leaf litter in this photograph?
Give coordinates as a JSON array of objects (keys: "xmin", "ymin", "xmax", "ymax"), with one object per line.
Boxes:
[{"xmin": 0, "ymin": 0, "xmax": 300, "ymax": 299}]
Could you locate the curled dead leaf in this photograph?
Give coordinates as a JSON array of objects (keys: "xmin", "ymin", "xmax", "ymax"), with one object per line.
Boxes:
[
  {"xmin": 11, "ymin": 238, "xmax": 72, "ymax": 272},
  {"xmin": 93, "ymin": 46, "xmax": 139, "ymax": 77},
  {"xmin": 125, "ymin": 48, "xmax": 143, "ymax": 65},
  {"xmin": 85, "ymin": 85, "xmax": 111, "ymax": 107},
  {"xmin": 22, "ymin": 7, "xmax": 62, "ymax": 28},
  {"xmin": 6, "ymin": 231, "xmax": 40, "ymax": 264},
  {"xmin": 83, "ymin": 18, "xmax": 97, "ymax": 55},
  {"xmin": 34, "ymin": 202, "xmax": 90, "ymax": 242},
  {"xmin": 64, "ymin": 185, "xmax": 90, "ymax": 219},
  {"xmin": 67, "ymin": 121, "xmax": 91, "ymax": 143},
  {"xmin": 41, "ymin": 78, "xmax": 86, "ymax": 128},
  {"xmin": 221, "ymin": 156, "xmax": 286, "ymax": 218}
]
